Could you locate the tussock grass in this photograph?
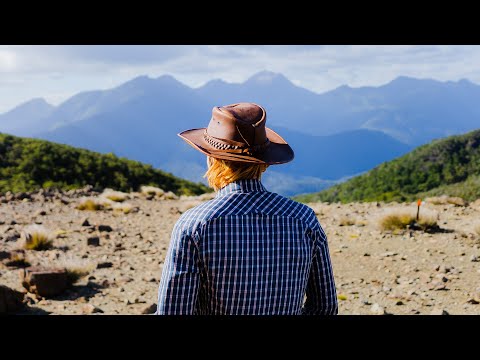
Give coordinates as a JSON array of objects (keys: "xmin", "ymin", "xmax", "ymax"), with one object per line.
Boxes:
[
  {"xmin": 163, "ymin": 191, "xmax": 178, "ymax": 200},
  {"xmin": 379, "ymin": 208, "xmax": 438, "ymax": 232},
  {"xmin": 426, "ymin": 195, "xmax": 467, "ymax": 207},
  {"xmin": 112, "ymin": 202, "xmax": 137, "ymax": 214},
  {"xmin": 23, "ymin": 225, "xmax": 53, "ymax": 250},
  {"xmin": 338, "ymin": 216, "xmax": 356, "ymax": 227},
  {"xmin": 76, "ymin": 198, "xmax": 104, "ymax": 211},
  {"xmin": 140, "ymin": 185, "xmax": 164, "ymax": 197},
  {"xmin": 57, "ymin": 257, "xmax": 96, "ymax": 284},
  {"xmin": 102, "ymin": 189, "xmax": 129, "ymax": 203}
]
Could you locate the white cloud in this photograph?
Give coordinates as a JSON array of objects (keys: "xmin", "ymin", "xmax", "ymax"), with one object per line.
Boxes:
[{"xmin": 1, "ymin": 45, "xmax": 480, "ymax": 113}]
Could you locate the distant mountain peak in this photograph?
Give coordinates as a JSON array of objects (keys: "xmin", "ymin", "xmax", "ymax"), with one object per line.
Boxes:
[
  {"xmin": 245, "ymin": 70, "xmax": 292, "ymax": 86},
  {"xmin": 1, "ymin": 97, "xmax": 54, "ymax": 116},
  {"xmin": 24, "ymin": 98, "xmax": 52, "ymax": 106}
]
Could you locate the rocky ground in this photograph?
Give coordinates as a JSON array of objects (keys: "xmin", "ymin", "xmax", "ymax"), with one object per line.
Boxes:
[{"xmin": 1, "ymin": 187, "xmax": 480, "ymax": 315}]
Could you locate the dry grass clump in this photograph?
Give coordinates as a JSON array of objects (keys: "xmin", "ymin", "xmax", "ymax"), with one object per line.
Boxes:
[
  {"xmin": 101, "ymin": 189, "xmax": 129, "ymax": 203},
  {"xmin": 163, "ymin": 191, "xmax": 178, "ymax": 200},
  {"xmin": 475, "ymin": 224, "xmax": 480, "ymax": 237},
  {"xmin": 338, "ymin": 216, "xmax": 356, "ymax": 226},
  {"xmin": 426, "ymin": 195, "xmax": 467, "ymax": 207},
  {"xmin": 76, "ymin": 197, "xmax": 104, "ymax": 211},
  {"xmin": 112, "ymin": 202, "xmax": 138, "ymax": 214},
  {"xmin": 379, "ymin": 208, "xmax": 438, "ymax": 232},
  {"xmin": 22, "ymin": 225, "xmax": 53, "ymax": 250},
  {"xmin": 140, "ymin": 185, "xmax": 164, "ymax": 197},
  {"xmin": 57, "ymin": 256, "xmax": 96, "ymax": 284}
]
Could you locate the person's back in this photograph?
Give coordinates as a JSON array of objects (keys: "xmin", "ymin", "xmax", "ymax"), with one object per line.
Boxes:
[
  {"xmin": 156, "ymin": 102, "xmax": 337, "ymax": 315},
  {"xmin": 157, "ymin": 179, "xmax": 337, "ymax": 314}
]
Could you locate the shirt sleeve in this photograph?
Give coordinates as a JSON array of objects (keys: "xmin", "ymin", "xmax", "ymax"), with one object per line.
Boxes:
[
  {"xmin": 155, "ymin": 221, "xmax": 201, "ymax": 315},
  {"xmin": 302, "ymin": 225, "xmax": 338, "ymax": 315}
]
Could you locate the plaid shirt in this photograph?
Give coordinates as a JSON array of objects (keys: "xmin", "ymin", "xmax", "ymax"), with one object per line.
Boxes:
[{"xmin": 156, "ymin": 179, "xmax": 337, "ymax": 315}]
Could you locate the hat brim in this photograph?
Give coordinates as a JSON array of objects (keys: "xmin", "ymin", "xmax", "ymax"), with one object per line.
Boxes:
[{"xmin": 178, "ymin": 127, "xmax": 294, "ymax": 165}]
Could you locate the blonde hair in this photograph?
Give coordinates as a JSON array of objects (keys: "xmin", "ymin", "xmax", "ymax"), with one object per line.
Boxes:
[{"xmin": 204, "ymin": 156, "xmax": 268, "ymax": 191}]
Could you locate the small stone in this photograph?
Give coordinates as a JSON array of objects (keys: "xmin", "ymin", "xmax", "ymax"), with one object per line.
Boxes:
[
  {"xmin": 381, "ymin": 251, "xmax": 398, "ymax": 257},
  {"xmin": 98, "ymin": 225, "xmax": 113, "ymax": 232},
  {"xmin": 82, "ymin": 304, "xmax": 104, "ymax": 314},
  {"xmin": 430, "ymin": 308, "xmax": 449, "ymax": 315},
  {"xmin": 395, "ymin": 300, "xmax": 404, "ymax": 306},
  {"xmin": 142, "ymin": 303, "xmax": 157, "ymax": 314},
  {"xmin": 370, "ymin": 303, "xmax": 387, "ymax": 315},
  {"xmin": 81, "ymin": 218, "xmax": 91, "ymax": 227},
  {"xmin": 470, "ymin": 255, "xmax": 479, "ymax": 262},
  {"xmin": 87, "ymin": 236, "xmax": 100, "ymax": 247},
  {"xmin": 363, "ymin": 253, "xmax": 371, "ymax": 256},
  {"xmin": 361, "ymin": 299, "xmax": 371, "ymax": 306},
  {"xmin": 467, "ymin": 298, "xmax": 480, "ymax": 305},
  {"xmin": 0, "ymin": 251, "xmax": 10, "ymax": 261},
  {"xmin": 97, "ymin": 262, "xmax": 113, "ymax": 269},
  {"xmin": 35, "ymin": 210, "xmax": 47, "ymax": 216},
  {"xmin": 5, "ymin": 233, "xmax": 20, "ymax": 242}
]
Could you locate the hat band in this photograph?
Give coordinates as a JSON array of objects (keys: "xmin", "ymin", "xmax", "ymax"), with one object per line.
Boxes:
[{"xmin": 203, "ymin": 130, "xmax": 270, "ymax": 156}]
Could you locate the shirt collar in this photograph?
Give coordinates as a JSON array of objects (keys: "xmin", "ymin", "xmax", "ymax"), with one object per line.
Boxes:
[{"xmin": 216, "ymin": 179, "xmax": 267, "ymax": 198}]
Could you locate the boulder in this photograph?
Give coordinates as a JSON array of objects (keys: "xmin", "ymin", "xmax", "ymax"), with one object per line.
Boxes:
[
  {"xmin": 0, "ymin": 285, "xmax": 25, "ymax": 314},
  {"xmin": 20, "ymin": 267, "xmax": 68, "ymax": 298}
]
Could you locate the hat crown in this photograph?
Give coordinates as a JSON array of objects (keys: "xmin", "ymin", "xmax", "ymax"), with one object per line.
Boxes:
[
  {"xmin": 208, "ymin": 103, "xmax": 268, "ymax": 147},
  {"xmin": 220, "ymin": 103, "xmax": 264, "ymax": 125}
]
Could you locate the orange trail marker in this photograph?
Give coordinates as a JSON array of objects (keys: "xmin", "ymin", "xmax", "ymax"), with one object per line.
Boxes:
[{"xmin": 416, "ymin": 199, "xmax": 422, "ymax": 221}]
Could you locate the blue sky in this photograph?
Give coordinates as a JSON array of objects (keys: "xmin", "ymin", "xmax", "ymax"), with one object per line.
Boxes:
[{"xmin": 1, "ymin": 45, "xmax": 479, "ymax": 113}]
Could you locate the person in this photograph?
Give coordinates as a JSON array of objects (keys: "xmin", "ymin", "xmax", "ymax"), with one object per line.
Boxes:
[{"xmin": 156, "ymin": 102, "xmax": 337, "ymax": 315}]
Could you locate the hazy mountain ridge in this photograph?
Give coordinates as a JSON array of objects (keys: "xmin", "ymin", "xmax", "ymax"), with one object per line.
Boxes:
[{"xmin": 1, "ymin": 71, "xmax": 478, "ymax": 195}]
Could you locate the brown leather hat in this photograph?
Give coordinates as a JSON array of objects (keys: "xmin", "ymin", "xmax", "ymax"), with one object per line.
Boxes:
[{"xmin": 178, "ymin": 103, "xmax": 294, "ymax": 164}]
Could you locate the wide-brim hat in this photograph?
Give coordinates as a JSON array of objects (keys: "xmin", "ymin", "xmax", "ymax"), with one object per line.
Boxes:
[{"xmin": 178, "ymin": 103, "xmax": 294, "ymax": 164}]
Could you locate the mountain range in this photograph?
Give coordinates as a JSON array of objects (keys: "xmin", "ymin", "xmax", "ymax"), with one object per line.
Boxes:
[
  {"xmin": 1, "ymin": 71, "xmax": 479, "ymax": 195},
  {"xmin": 294, "ymin": 129, "xmax": 480, "ymax": 203}
]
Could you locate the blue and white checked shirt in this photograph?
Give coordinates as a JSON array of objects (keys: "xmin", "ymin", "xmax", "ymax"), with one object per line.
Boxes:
[{"xmin": 156, "ymin": 179, "xmax": 337, "ymax": 315}]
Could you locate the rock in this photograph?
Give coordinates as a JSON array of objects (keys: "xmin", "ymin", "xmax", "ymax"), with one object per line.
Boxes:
[
  {"xmin": 430, "ymin": 308, "xmax": 449, "ymax": 315},
  {"xmin": 381, "ymin": 251, "xmax": 398, "ymax": 257},
  {"xmin": 87, "ymin": 236, "xmax": 100, "ymax": 247},
  {"xmin": 0, "ymin": 250, "xmax": 10, "ymax": 261},
  {"xmin": 142, "ymin": 303, "xmax": 157, "ymax": 314},
  {"xmin": 0, "ymin": 285, "xmax": 25, "ymax": 314},
  {"xmin": 98, "ymin": 225, "xmax": 113, "ymax": 232},
  {"xmin": 470, "ymin": 255, "xmax": 479, "ymax": 262},
  {"xmin": 82, "ymin": 304, "xmax": 104, "ymax": 314},
  {"xmin": 35, "ymin": 210, "xmax": 47, "ymax": 216},
  {"xmin": 81, "ymin": 218, "xmax": 91, "ymax": 227},
  {"xmin": 467, "ymin": 298, "xmax": 479, "ymax": 305},
  {"xmin": 370, "ymin": 303, "xmax": 387, "ymax": 315},
  {"xmin": 20, "ymin": 267, "xmax": 68, "ymax": 298},
  {"xmin": 5, "ymin": 233, "xmax": 20, "ymax": 242},
  {"xmin": 97, "ymin": 261, "xmax": 113, "ymax": 269}
]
